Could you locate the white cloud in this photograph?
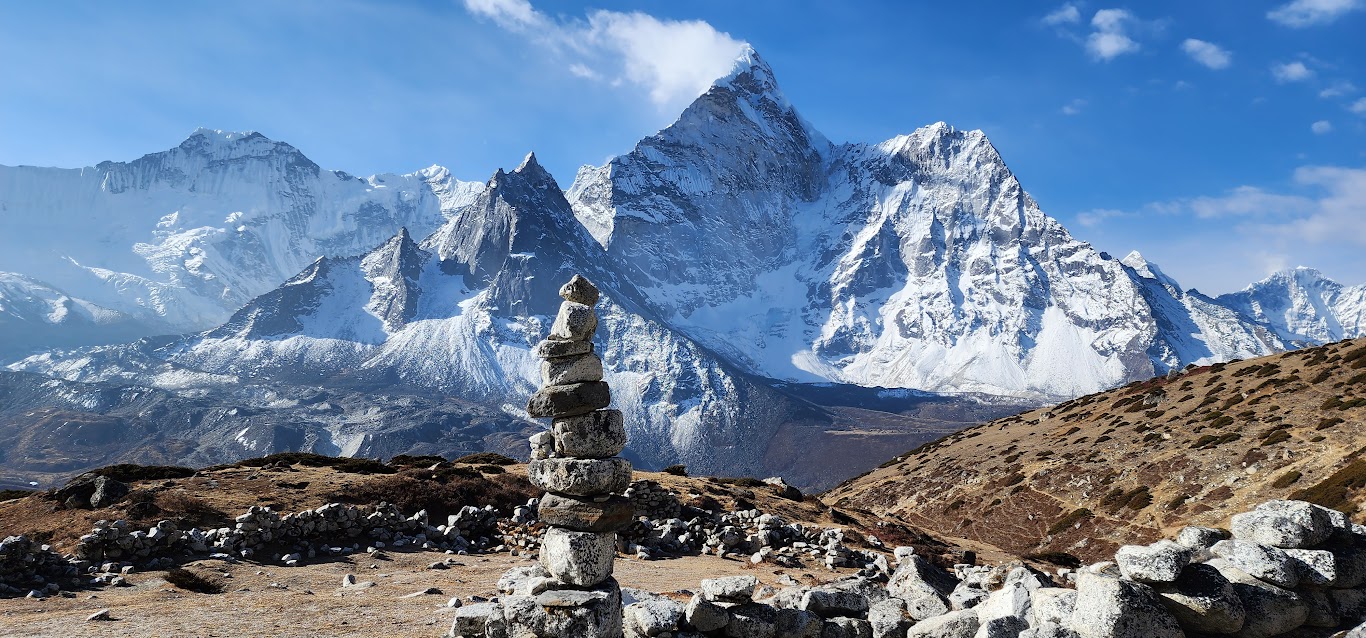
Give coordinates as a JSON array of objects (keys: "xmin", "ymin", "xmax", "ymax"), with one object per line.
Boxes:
[
  {"xmin": 462, "ymin": 0, "xmax": 748, "ymax": 112},
  {"xmin": 1321, "ymin": 81, "xmax": 1359, "ymax": 98},
  {"xmin": 1043, "ymin": 3, "xmax": 1082, "ymax": 26},
  {"xmin": 1182, "ymin": 185, "xmax": 1317, "ymax": 218},
  {"xmin": 1061, "ymin": 98, "xmax": 1087, "ymax": 115},
  {"xmin": 1312, "ymin": 120, "xmax": 1334, "ymax": 134},
  {"xmin": 1181, "ymin": 39, "xmax": 1232, "ymax": 69},
  {"xmin": 1076, "ymin": 208, "xmax": 1126, "ymax": 227},
  {"xmin": 1086, "ymin": 9, "xmax": 1140, "ymax": 61},
  {"xmin": 1268, "ymin": 0, "xmax": 1363, "ymax": 27},
  {"xmin": 1272, "ymin": 61, "xmax": 1315, "ymax": 82},
  {"xmin": 1352, "ymin": 97, "xmax": 1366, "ymax": 114}
]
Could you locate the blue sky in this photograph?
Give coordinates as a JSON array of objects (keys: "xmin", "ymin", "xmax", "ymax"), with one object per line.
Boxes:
[{"xmin": 1, "ymin": 0, "xmax": 1364, "ymax": 294}]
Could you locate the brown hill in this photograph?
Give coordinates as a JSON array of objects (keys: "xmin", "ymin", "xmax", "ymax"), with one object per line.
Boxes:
[{"xmin": 824, "ymin": 337, "xmax": 1366, "ymax": 565}]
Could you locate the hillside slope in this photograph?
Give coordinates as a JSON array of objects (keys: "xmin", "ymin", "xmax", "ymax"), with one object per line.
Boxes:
[{"xmin": 826, "ymin": 337, "xmax": 1366, "ymax": 563}]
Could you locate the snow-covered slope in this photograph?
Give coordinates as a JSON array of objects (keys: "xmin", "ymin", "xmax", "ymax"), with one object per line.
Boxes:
[
  {"xmin": 0, "ymin": 272, "xmax": 152, "ymax": 359},
  {"xmin": 1217, "ymin": 267, "xmax": 1366, "ymax": 346},
  {"xmin": 0, "ymin": 129, "xmax": 483, "ymax": 337},
  {"xmin": 567, "ymin": 48, "xmax": 1291, "ymax": 399}
]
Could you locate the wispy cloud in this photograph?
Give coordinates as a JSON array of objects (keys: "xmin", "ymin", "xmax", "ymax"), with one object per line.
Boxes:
[
  {"xmin": 1312, "ymin": 120, "xmax": 1334, "ymax": 134},
  {"xmin": 1267, "ymin": 0, "xmax": 1363, "ymax": 27},
  {"xmin": 1181, "ymin": 39, "xmax": 1231, "ymax": 70},
  {"xmin": 1352, "ymin": 97, "xmax": 1366, "ymax": 114},
  {"xmin": 1061, "ymin": 98, "xmax": 1087, "ymax": 115},
  {"xmin": 462, "ymin": 0, "xmax": 748, "ymax": 112},
  {"xmin": 1043, "ymin": 3, "xmax": 1082, "ymax": 26},
  {"xmin": 1076, "ymin": 208, "xmax": 1126, "ymax": 228},
  {"xmin": 1087, "ymin": 9, "xmax": 1141, "ymax": 61},
  {"xmin": 1320, "ymin": 81, "xmax": 1359, "ymax": 98},
  {"xmin": 1272, "ymin": 61, "xmax": 1315, "ymax": 82}
]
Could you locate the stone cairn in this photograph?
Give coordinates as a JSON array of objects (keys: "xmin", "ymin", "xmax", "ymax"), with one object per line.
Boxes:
[{"xmin": 452, "ymin": 275, "xmax": 632, "ymax": 638}]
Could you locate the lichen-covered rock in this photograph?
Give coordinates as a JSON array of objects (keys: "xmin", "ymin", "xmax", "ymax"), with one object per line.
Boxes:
[
  {"xmin": 820, "ymin": 616, "xmax": 872, "ymax": 638},
  {"xmin": 526, "ymin": 382, "xmax": 611, "ymax": 419},
  {"xmin": 552, "ymin": 410, "xmax": 627, "ymax": 459},
  {"xmin": 1211, "ymin": 539, "xmax": 1299, "ymax": 589},
  {"xmin": 686, "ymin": 593, "xmax": 730, "ymax": 632},
  {"xmin": 1229, "ymin": 500, "xmax": 1338, "ymax": 549},
  {"xmin": 549, "ymin": 301, "xmax": 598, "ymax": 342},
  {"xmin": 1153, "ymin": 562, "xmax": 1244, "ymax": 634},
  {"xmin": 1116, "ymin": 540, "xmax": 1191, "ymax": 584},
  {"xmin": 905, "ymin": 608, "xmax": 979, "ymax": 638},
  {"xmin": 1068, "ymin": 571, "xmax": 1182, "ymax": 638},
  {"xmin": 496, "ymin": 579, "xmax": 624, "ymax": 638},
  {"xmin": 867, "ymin": 598, "xmax": 910, "ymax": 638},
  {"xmin": 702, "ymin": 575, "xmax": 759, "ymax": 603},
  {"xmin": 534, "ymin": 338, "xmax": 593, "ymax": 359},
  {"xmin": 775, "ymin": 608, "xmax": 823, "ymax": 638},
  {"xmin": 541, "ymin": 353, "xmax": 604, "ymax": 386},
  {"xmin": 1285, "ymin": 548, "xmax": 1337, "ymax": 587},
  {"xmin": 1207, "ymin": 558, "xmax": 1309, "ymax": 638},
  {"xmin": 539, "ymin": 527, "xmax": 615, "ymax": 587},
  {"xmin": 974, "ymin": 581, "xmax": 1031, "ymax": 638},
  {"xmin": 449, "ymin": 602, "xmax": 504, "ymax": 637},
  {"xmin": 1175, "ymin": 526, "xmax": 1227, "ymax": 550},
  {"xmin": 537, "ymin": 493, "xmax": 633, "ymax": 532},
  {"xmin": 559, "ymin": 275, "xmax": 600, "ymax": 306},
  {"xmin": 527, "ymin": 457, "xmax": 632, "ymax": 497},
  {"xmin": 1029, "ymin": 588, "xmax": 1076, "ymax": 627},
  {"xmin": 799, "ymin": 589, "xmax": 869, "ymax": 618},
  {"xmin": 725, "ymin": 602, "xmax": 776, "ymax": 638},
  {"xmin": 624, "ymin": 598, "xmax": 683, "ymax": 637}
]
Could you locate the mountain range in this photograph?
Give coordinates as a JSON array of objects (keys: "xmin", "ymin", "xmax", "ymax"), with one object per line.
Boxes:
[{"xmin": 2, "ymin": 47, "xmax": 1362, "ymax": 486}]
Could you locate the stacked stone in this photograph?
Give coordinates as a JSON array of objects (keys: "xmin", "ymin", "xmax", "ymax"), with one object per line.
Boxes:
[{"xmin": 480, "ymin": 274, "xmax": 629, "ymax": 638}]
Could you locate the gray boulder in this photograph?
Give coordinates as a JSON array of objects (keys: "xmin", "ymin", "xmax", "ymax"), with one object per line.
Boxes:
[
  {"xmin": 624, "ymin": 598, "xmax": 684, "ymax": 637},
  {"xmin": 450, "ymin": 602, "xmax": 504, "ymax": 637},
  {"xmin": 1175, "ymin": 526, "xmax": 1227, "ymax": 550},
  {"xmin": 527, "ymin": 457, "xmax": 632, "ymax": 497},
  {"xmin": 1068, "ymin": 571, "xmax": 1182, "ymax": 638},
  {"xmin": 1285, "ymin": 548, "xmax": 1337, "ymax": 587},
  {"xmin": 820, "ymin": 617, "xmax": 872, "ymax": 638},
  {"xmin": 1029, "ymin": 588, "xmax": 1076, "ymax": 627},
  {"xmin": 534, "ymin": 338, "xmax": 593, "ymax": 359},
  {"xmin": 1211, "ymin": 539, "xmax": 1299, "ymax": 588},
  {"xmin": 89, "ymin": 476, "xmax": 131, "ymax": 509},
  {"xmin": 552, "ymin": 410, "xmax": 627, "ymax": 459},
  {"xmin": 726, "ymin": 602, "xmax": 777, "ymax": 638},
  {"xmin": 703, "ymin": 575, "xmax": 760, "ymax": 603},
  {"xmin": 1229, "ymin": 500, "xmax": 1337, "ymax": 549},
  {"xmin": 906, "ymin": 609, "xmax": 980, "ymax": 638},
  {"xmin": 539, "ymin": 527, "xmax": 615, "ymax": 587},
  {"xmin": 526, "ymin": 381, "xmax": 611, "ymax": 418},
  {"xmin": 549, "ymin": 301, "xmax": 598, "ymax": 341},
  {"xmin": 974, "ymin": 582, "xmax": 1031, "ymax": 638},
  {"xmin": 1116, "ymin": 540, "xmax": 1191, "ymax": 583},
  {"xmin": 1207, "ymin": 558, "xmax": 1309, "ymax": 638},
  {"xmin": 1153, "ymin": 562, "xmax": 1244, "ymax": 634},
  {"xmin": 775, "ymin": 608, "xmax": 823, "ymax": 638},
  {"xmin": 685, "ymin": 593, "xmax": 730, "ymax": 632},
  {"xmin": 538, "ymin": 493, "xmax": 633, "ymax": 532},
  {"xmin": 800, "ymin": 589, "xmax": 870, "ymax": 618},
  {"xmin": 541, "ymin": 352, "xmax": 604, "ymax": 386},
  {"xmin": 496, "ymin": 579, "xmax": 624, "ymax": 638},
  {"xmin": 867, "ymin": 598, "xmax": 910, "ymax": 638}
]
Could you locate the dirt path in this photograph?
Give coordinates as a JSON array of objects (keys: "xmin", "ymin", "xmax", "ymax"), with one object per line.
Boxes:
[{"xmin": 0, "ymin": 550, "xmax": 854, "ymax": 638}]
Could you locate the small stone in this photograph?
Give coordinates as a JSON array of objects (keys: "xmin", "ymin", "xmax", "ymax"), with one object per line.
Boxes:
[
  {"xmin": 552, "ymin": 410, "xmax": 628, "ymax": 459},
  {"xmin": 527, "ymin": 382, "xmax": 611, "ymax": 419},
  {"xmin": 542, "ymin": 352, "xmax": 604, "ymax": 386},
  {"xmin": 800, "ymin": 589, "xmax": 869, "ymax": 618},
  {"xmin": 527, "ymin": 457, "xmax": 632, "ymax": 497},
  {"xmin": 549, "ymin": 301, "xmax": 598, "ymax": 342},
  {"xmin": 87, "ymin": 609, "xmax": 112, "ymax": 622},
  {"xmin": 624, "ymin": 598, "xmax": 683, "ymax": 637},
  {"xmin": 539, "ymin": 527, "xmax": 615, "ymax": 587},
  {"xmin": 1175, "ymin": 526, "xmax": 1227, "ymax": 550},
  {"xmin": 559, "ymin": 275, "xmax": 600, "ymax": 305},
  {"xmin": 534, "ymin": 339, "xmax": 594, "ymax": 359}
]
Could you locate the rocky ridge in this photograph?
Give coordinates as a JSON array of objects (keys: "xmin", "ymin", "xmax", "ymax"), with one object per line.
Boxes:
[{"xmin": 827, "ymin": 337, "xmax": 1366, "ymax": 563}]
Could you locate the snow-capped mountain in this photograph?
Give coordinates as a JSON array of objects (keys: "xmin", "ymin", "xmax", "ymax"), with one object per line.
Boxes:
[
  {"xmin": 567, "ymin": 48, "xmax": 1294, "ymax": 398},
  {"xmin": 0, "ymin": 129, "xmax": 483, "ymax": 339},
  {"xmin": 5, "ymin": 46, "xmax": 1365, "ymax": 483},
  {"xmin": 1218, "ymin": 267, "xmax": 1366, "ymax": 347},
  {"xmin": 0, "ymin": 272, "xmax": 150, "ymax": 359}
]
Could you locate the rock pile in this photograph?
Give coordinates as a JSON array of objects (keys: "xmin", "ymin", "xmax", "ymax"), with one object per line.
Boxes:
[
  {"xmin": 0, "ymin": 535, "xmax": 84, "ymax": 597},
  {"xmin": 454, "ymin": 275, "xmax": 630, "ymax": 638}
]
